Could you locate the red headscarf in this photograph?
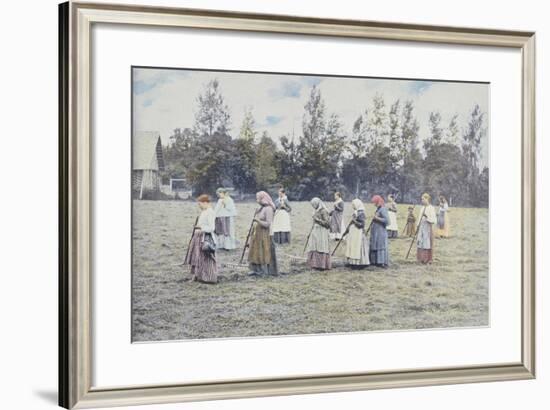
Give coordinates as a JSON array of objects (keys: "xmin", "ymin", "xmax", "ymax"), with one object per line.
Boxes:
[
  {"xmin": 257, "ymin": 191, "xmax": 276, "ymax": 210},
  {"xmin": 371, "ymin": 195, "xmax": 385, "ymax": 207}
]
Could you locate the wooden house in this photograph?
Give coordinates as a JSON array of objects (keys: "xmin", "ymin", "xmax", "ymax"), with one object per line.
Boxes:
[{"xmin": 132, "ymin": 131, "xmax": 165, "ymax": 199}]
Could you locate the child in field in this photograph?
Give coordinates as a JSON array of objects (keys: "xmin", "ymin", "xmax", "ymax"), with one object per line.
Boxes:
[{"xmin": 405, "ymin": 206, "xmax": 416, "ymax": 237}]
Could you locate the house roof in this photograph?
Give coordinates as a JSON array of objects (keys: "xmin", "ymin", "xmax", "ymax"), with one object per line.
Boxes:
[{"xmin": 133, "ymin": 131, "xmax": 164, "ymax": 171}]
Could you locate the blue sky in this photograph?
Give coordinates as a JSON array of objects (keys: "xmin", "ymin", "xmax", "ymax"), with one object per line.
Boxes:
[{"xmin": 133, "ymin": 68, "xmax": 489, "ymax": 164}]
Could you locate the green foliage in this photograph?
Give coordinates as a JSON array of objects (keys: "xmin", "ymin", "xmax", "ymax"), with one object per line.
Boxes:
[
  {"xmin": 254, "ymin": 132, "xmax": 278, "ymax": 190},
  {"xmin": 184, "ymin": 131, "xmax": 234, "ymax": 195},
  {"xmin": 423, "ymin": 143, "xmax": 468, "ymax": 204},
  {"xmin": 275, "ymin": 134, "xmax": 302, "ymax": 198},
  {"xmin": 424, "ymin": 111, "xmax": 443, "ymax": 152},
  {"xmin": 295, "ymin": 86, "xmax": 346, "ymax": 198},
  {"xmin": 160, "ymin": 79, "xmax": 488, "ymax": 207},
  {"xmin": 193, "ymin": 79, "xmax": 231, "ymax": 138},
  {"xmin": 163, "ymin": 127, "xmax": 194, "ymax": 180}
]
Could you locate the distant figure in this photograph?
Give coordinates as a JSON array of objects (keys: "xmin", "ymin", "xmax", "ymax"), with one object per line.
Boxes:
[
  {"xmin": 306, "ymin": 198, "xmax": 332, "ymax": 270},
  {"xmin": 329, "ymin": 191, "xmax": 345, "ymax": 241},
  {"xmin": 344, "ymin": 198, "xmax": 370, "ymax": 269},
  {"xmin": 417, "ymin": 193, "xmax": 437, "ymax": 264},
  {"xmin": 185, "ymin": 194, "xmax": 218, "ymax": 284},
  {"xmin": 369, "ymin": 195, "xmax": 389, "ymax": 267},
  {"xmin": 214, "ymin": 187, "xmax": 238, "ymax": 250},
  {"xmin": 248, "ymin": 191, "xmax": 278, "ymax": 276},
  {"xmin": 272, "ymin": 188, "xmax": 292, "ymax": 245},
  {"xmin": 404, "ymin": 206, "xmax": 417, "ymax": 237},
  {"xmin": 436, "ymin": 195, "xmax": 451, "ymax": 238},
  {"xmin": 386, "ymin": 194, "xmax": 399, "ymax": 238}
]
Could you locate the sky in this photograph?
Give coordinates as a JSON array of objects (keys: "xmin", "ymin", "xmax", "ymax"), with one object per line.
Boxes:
[{"xmin": 133, "ymin": 67, "xmax": 489, "ymax": 166}]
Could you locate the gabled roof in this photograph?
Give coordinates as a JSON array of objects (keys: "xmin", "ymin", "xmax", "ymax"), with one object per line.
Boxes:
[{"xmin": 133, "ymin": 131, "xmax": 165, "ymax": 171}]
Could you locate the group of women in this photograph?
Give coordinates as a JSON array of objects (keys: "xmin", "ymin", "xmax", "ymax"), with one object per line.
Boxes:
[{"xmin": 184, "ymin": 189, "xmax": 451, "ymax": 283}]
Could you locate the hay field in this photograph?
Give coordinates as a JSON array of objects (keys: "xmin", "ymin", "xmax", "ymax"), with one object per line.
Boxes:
[{"xmin": 132, "ymin": 200, "xmax": 488, "ymax": 341}]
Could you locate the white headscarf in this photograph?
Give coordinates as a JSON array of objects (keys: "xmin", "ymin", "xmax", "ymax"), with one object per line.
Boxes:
[
  {"xmin": 310, "ymin": 197, "xmax": 328, "ymax": 213},
  {"xmin": 351, "ymin": 198, "xmax": 365, "ymax": 214}
]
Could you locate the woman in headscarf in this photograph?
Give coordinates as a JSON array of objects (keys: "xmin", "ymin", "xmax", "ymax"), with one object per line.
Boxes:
[
  {"xmin": 248, "ymin": 191, "xmax": 278, "ymax": 276},
  {"xmin": 417, "ymin": 193, "xmax": 437, "ymax": 264},
  {"xmin": 344, "ymin": 198, "xmax": 370, "ymax": 268},
  {"xmin": 184, "ymin": 194, "xmax": 218, "ymax": 283},
  {"xmin": 306, "ymin": 197, "xmax": 332, "ymax": 270},
  {"xmin": 436, "ymin": 195, "xmax": 451, "ymax": 238},
  {"xmin": 214, "ymin": 187, "xmax": 238, "ymax": 250},
  {"xmin": 272, "ymin": 188, "xmax": 292, "ymax": 245},
  {"xmin": 329, "ymin": 191, "xmax": 345, "ymax": 241},
  {"xmin": 386, "ymin": 194, "xmax": 399, "ymax": 239},
  {"xmin": 369, "ymin": 195, "xmax": 389, "ymax": 267}
]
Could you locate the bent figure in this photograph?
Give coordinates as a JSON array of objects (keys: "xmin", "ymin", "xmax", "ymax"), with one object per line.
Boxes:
[
  {"xmin": 214, "ymin": 188, "xmax": 238, "ymax": 250},
  {"xmin": 345, "ymin": 198, "xmax": 370, "ymax": 268},
  {"xmin": 272, "ymin": 188, "xmax": 292, "ymax": 245},
  {"xmin": 185, "ymin": 194, "xmax": 218, "ymax": 283},
  {"xmin": 369, "ymin": 195, "xmax": 390, "ymax": 267},
  {"xmin": 306, "ymin": 197, "xmax": 332, "ymax": 270},
  {"xmin": 329, "ymin": 191, "xmax": 346, "ymax": 240},
  {"xmin": 417, "ymin": 193, "xmax": 437, "ymax": 264},
  {"xmin": 248, "ymin": 191, "xmax": 278, "ymax": 276}
]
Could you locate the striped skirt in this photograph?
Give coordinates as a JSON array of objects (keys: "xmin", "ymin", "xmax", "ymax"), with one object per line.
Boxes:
[
  {"xmin": 215, "ymin": 216, "xmax": 230, "ymax": 236},
  {"xmin": 307, "ymin": 251, "xmax": 331, "ymax": 270},
  {"xmin": 186, "ymin": 232, "xmax": 218, "ymax": 283}
]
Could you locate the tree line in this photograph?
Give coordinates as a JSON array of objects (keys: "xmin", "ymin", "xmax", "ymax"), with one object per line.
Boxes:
[{"xmin": 163, "ymin": 78, "xmax": 488, "ymax": 207}]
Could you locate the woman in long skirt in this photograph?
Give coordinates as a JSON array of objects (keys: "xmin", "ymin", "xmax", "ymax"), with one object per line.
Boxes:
[
  {"xmin": 344, "ymin": 198, "xmax": 370, "ymax": 268},
  {"xmin": 386, "ymin": 194, "xmax": 399, "ymax": 239},
  {"xmin": 417, "ymin": 193, "xmax": 437, "ymax": 264},
  {"xmin": 436, "ymin": 195, "xmax": 451, "ymax": 238},
  {"xmin": 404, "ymin": 206, "xmax": 417, "ymax": 237},
  {"xmin": 306, "ymin": 197, "xmax": 332, "ymax": 270},
  {"xmin": 185, "ymin": 194, "xmax": 218, "ymax": 283},
  {"xmin": 272, "ymin": 188, "xmax": 292, "ymax": 245},
  {"xmin": 369, "ymin": 195, "xmax": 390, "ymax": 267},
  {"xmin": 248, "ymin": 191, "xmax": 278, "ymax": 276},
  {"xmin": 329, "ymin": 191, "xmax": 345, "ymax": 241}
]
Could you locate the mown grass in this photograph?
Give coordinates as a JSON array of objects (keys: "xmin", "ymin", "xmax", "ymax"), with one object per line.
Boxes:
[{"xmin": 132, "ymin": 200, "xmax": 488, "ymax": 341}]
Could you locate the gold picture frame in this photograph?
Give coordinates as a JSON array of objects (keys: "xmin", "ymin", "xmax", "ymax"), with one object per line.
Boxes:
[{"xmin": 59, "ymin": 1, "xmax": 536, "ymax": 408}]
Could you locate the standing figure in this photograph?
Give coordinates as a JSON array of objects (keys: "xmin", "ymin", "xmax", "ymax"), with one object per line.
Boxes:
[
  {"xmin": 248, "ymin": 191, "xmax": 278, "ymax": 276},
  {"xmin": 272, "ymin": 188, "xmax": 292, "ymax": 245},
  {"xmin": 386, "ymin": 194, "xmax": 399, "ymax": 239},
  {"xmin": 369, "ymin": 195, "xmax": 390, "ymax": 267},
  {"xmin": 344, "ymin": 198, "xmax": 370, "ymax": 268},
  {"xmin": 436, "ymin": 195, "xmax": 451, "ymax": 238},
  {"xmin": 404, "ymin": 206, "xmax": 417, "ymax": 237},
  {"xmin": 185, "ymin": 194, "xmax": 218, "ymax": 284},
  {"xmin": 214, "ymin": 187, "xmax": 238, "ymax": 250},
  {"xmin": 417, "ymin": 193, "xmax": 437, "ymax": 264},
  {"xmin": 329, "ymin": 191, "xmax": 346, "ymax": 241},
  {"xmin": 306, "ymin": 198, "xmax": 332, "ymax": 270}
]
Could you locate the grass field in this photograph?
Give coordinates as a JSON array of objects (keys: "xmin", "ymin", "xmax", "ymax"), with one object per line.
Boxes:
[{"xmin": 132, "ymin": 200, "xmax": 488, "ymax": 342}]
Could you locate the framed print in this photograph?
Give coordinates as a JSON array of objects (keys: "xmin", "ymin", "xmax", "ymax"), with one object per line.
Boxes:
[{"xmin": 59, "ymin": 1, "xmax": 536, "ymax": 409}]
